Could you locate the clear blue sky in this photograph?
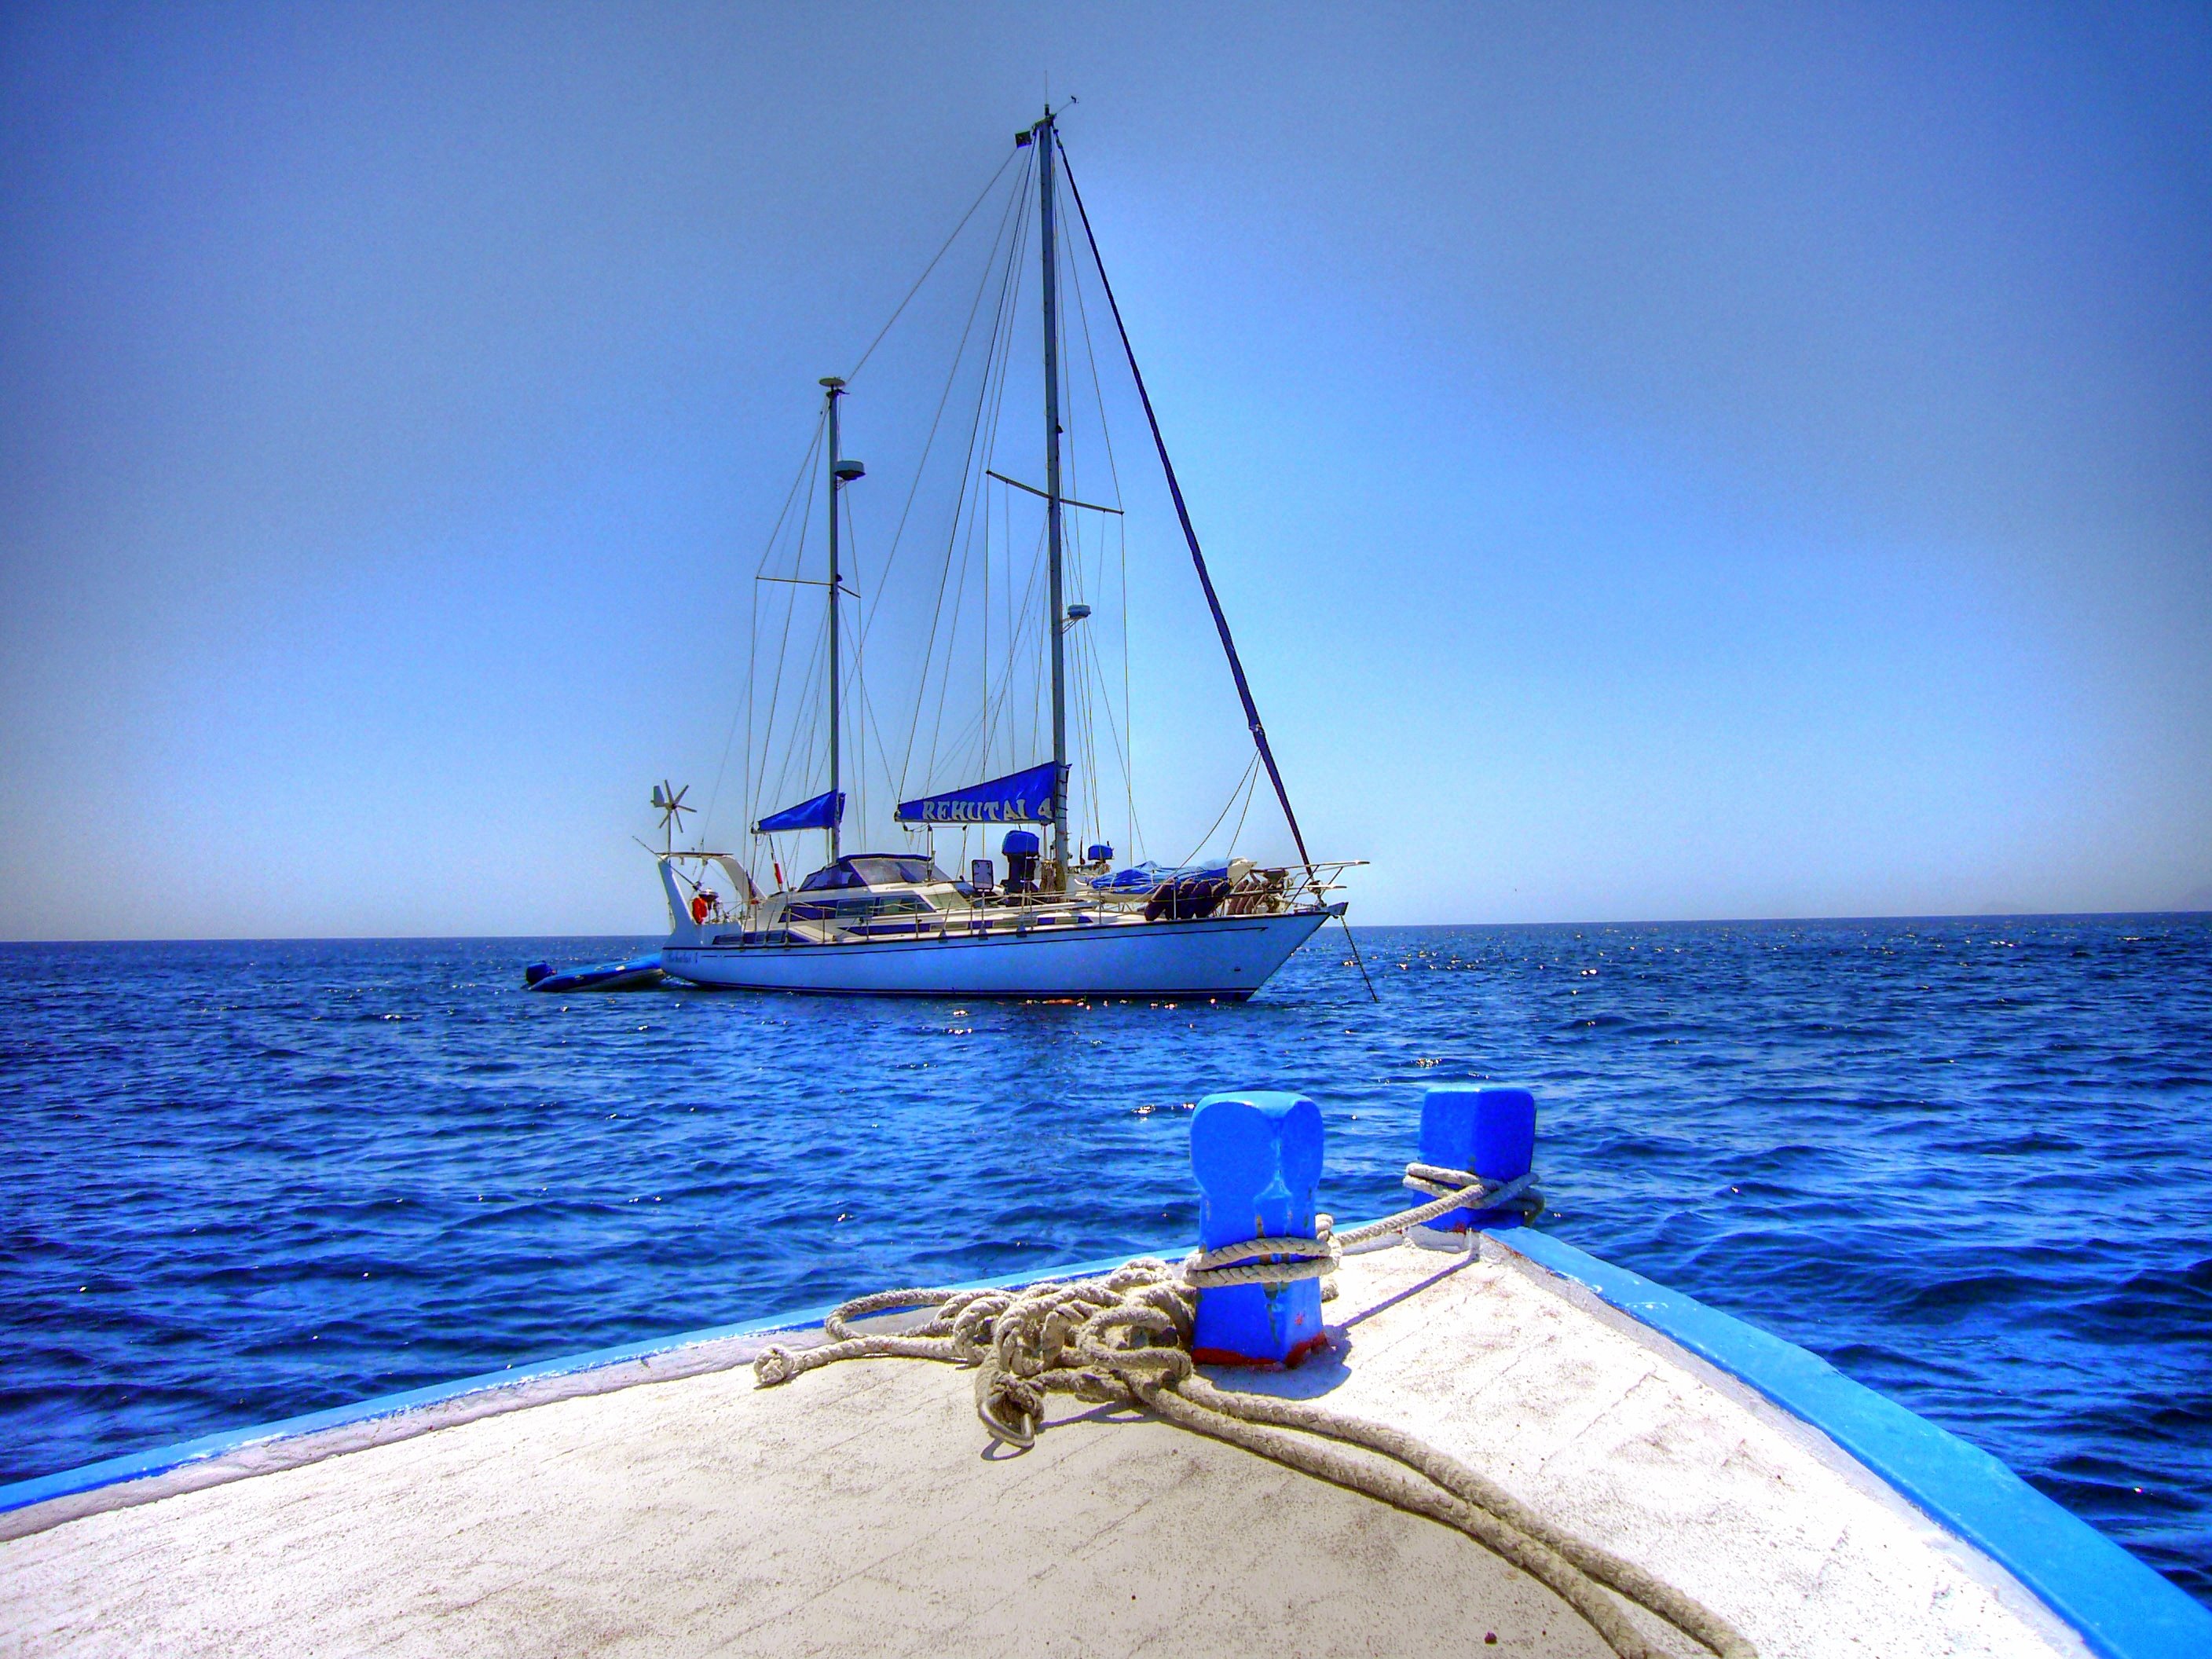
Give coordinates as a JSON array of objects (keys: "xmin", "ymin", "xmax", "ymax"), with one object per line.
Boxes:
[{"xmin": 2, "ymin": 3, "xmax": 2207, "ymax": 937}]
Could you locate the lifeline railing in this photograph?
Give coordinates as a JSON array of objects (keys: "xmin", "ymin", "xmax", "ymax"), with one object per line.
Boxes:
[{"xmin": 733, "ymin": 859, "xmax": 1367, "ymax": 945}]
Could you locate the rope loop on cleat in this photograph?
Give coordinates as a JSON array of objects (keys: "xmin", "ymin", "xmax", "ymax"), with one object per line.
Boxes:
[{"xmin": 1181, "ymin": 1222, "xmax": 1342, "ymax": 1290}]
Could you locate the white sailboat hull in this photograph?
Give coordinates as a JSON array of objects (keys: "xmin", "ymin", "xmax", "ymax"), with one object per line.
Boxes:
[{"xmin": 660, "ymin": 907, "xmax": 1336, "ymax": 999}]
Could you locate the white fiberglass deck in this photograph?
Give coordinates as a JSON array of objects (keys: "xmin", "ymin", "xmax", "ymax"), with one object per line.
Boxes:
[{"xmin": 2, "ymin": 1237, "xmax": 2088, "ymax": 1658}]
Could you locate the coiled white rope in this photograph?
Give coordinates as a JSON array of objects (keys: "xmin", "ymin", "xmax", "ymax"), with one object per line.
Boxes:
[{"xmin": 753, "ymin": 1166, "xmax": 1752, "ymax": 1659}]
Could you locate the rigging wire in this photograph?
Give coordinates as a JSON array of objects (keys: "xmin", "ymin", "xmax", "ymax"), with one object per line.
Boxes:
[
  {"xmin": 767, "ymin": 609, "xmax": 830, "ymax": 817},
  {"xmin": 746, "ymin": 148, "xmax": 1032, "ymax": 866},
  {"xmin": 1050, "ymin": 193, "xmax": 1098, "ymax": 852},
  {"xmin": 722, "ymin": 132, "xmax": 1362, "ymax": 994},
  {"xmin": 839, "ymin": 482, "xmax": 896, "ymax": 836},
  {"xmin": 859, "ymin": 144, "xmax": 1031, "ymax": 652},
  {"xmin": 745, "ymin": 415, "xmax": 827, "ymax": 833},
  {"xmin": 1079, "ymin": 621, "xmax": 1142, "ymax": 859},
  {"xmin": 902, "ymin": 163, "xmax": 1031, "ymax": 796},
  {"xmin": 827, "ymin": 445, "xmax": 883, "ymax": 832},
  {"xmin": 1073, "ymin": 621, "xmax": 1110, "ymax": 855},
  {"xmin": 845, "ymin": 148, "xmax": 1022, "ymax": 386},
  {"xmin": 1056, "ymin": 130, "xmax": 1380, "ymax": 1003},
  {"xmin": 926, "ymin": 212, "xmax": 1049, "ymax": 802},
  {"xmin": 1170, "ymin": 753, "xmax": 1262, "ymax": 873},
  {"xmin": 943, "ymin": 510, "xmax": 1049, "ymax": 788},
  {"xmin": 985, "ymin": 519, "xmax": 1050, "ymax": 767},
  {"xmin": 961, "ymin": 268, "xmax": 1031, "ymax": 784},
  {"xmin": 1052, "ymin": 132, "xmax": 1317, "ymax": 877},
  {"xmin": 1225, "ymin": 743, "xmax": 1261, "ymax": 855},
  {"xmin": 1060, "ymin": 192, "xmax": 1139, "ymax": 861},
  {"xmin": 705, "ymin": 418, "xmax": 822, "ymax": 840},
  {"xmin": 840, "ymin": 482, "xmax": 928, "ymax": 842},
  {"xmin": 751, "ymin": 574, "xmax": 825, "ymax": 830},
  {"xmin": 894, "ymin": 152, "xmax": 1034, "ymax": 799}
]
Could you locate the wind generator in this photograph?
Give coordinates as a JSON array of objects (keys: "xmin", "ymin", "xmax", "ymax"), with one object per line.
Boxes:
[{"xmin": 650, "ymin": 782, "xmax": 694, "ymax": 855}]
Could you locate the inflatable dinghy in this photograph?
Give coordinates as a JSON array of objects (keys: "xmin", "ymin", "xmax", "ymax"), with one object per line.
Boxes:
[{"xmin": 521, "ymin": 955, "xmax": 664, "ymax": 993}]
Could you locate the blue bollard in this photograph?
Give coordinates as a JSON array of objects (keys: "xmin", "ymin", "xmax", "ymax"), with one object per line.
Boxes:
[
  {"xmin": 1418, "ymin": 1086, "xmax": 1537, "ymax": 1230},
  {"xmin": 1189, "ymin": 1090, "xmax": 1328, "ymax": 1367}
]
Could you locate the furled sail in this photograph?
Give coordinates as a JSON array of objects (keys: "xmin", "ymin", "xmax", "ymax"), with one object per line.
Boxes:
[
  {"xmin": 895, "ymin": 762, "xmax": 1059, "ymax": 825},
  {"xmin": 752, "ymin": 789, "xmax": 844, "ymax": 834}
]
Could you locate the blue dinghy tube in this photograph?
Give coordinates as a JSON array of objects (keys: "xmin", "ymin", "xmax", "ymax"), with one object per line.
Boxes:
[
  {"xmin": 1419, "ymin": 1086, "xmax": 1536, "ymax": 1229},
  {"xmin": 1189, "ymin": 1091, "xmax": 1328, "ymax": 1367}
]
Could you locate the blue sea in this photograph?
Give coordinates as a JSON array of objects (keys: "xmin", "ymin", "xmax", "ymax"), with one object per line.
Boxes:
[{"xmin": 2, "ymin": 917, "xmax": 2207, "ymax": 1603}]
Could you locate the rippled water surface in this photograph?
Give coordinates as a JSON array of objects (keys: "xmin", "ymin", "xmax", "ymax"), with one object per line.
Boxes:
[{"xmin": 3, "ymin": 917, "xmax": 2207, "ymax": 1602}]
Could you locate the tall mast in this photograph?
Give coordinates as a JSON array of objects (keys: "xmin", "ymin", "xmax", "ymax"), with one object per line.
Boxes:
[
  {"xmin": 1035, "ymin": 107, "xmax": 1070, "ymax": 881},
  {"xmin": 820, "ymin": 375, "xmax": 846, "ymax": 862}
]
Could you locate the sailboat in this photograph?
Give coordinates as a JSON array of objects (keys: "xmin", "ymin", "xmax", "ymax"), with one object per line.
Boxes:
[{"xmin": 654, "ymin": 109, "xmax": 1358, "ymax": 999}]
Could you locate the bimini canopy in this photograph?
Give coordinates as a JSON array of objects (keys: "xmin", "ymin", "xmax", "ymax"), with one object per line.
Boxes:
[
  {"xmin": 753, "ymin": 789, "xmax": 844, "ymax": 835},
  {"xmin": 895, "ymin": 761, "xmax": 1059, "ymax": 825}
]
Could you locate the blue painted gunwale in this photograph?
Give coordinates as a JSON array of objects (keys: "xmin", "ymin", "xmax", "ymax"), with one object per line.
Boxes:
[
  {"xmin": 0, "ymin": 1251, "xmax": 1137, "ymax": 1518},
  {"xmin": 1492, "ymin": 1226, "xmax": 2212, "ymax": 1659},
  {"xmin": 5, "ymin": 1229, "xmax": 2205, "ymax": 1659}
]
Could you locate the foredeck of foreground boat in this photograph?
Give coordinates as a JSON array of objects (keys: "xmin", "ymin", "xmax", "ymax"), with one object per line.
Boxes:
[{"xmin": 2, "ymin": 1236, "xmax": 2088, "ymax": 1658}]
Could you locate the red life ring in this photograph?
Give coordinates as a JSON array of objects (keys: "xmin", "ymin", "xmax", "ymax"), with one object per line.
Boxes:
[{"xmin": 690, "ymin": 892, "xmax": 711, "ymax": 925}]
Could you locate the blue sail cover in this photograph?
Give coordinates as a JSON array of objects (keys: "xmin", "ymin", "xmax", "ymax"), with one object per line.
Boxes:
[
  {"xmin": 1089, "ymin": 860, "xmax": 1231, "ymax": 892},
  {"xmin": 895, "ymin": 761, "xmax": 1059, "ymax": 825},
  {"xmin": 752, "ymin": 789, "xmax": 844, "ymax": 834}
]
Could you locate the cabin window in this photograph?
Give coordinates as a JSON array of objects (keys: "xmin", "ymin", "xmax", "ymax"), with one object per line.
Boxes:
[
  {"xmin": 848, "ymin": 855, "xmax": 950, "ymax": 887},
  {"xmin": 799, "ymin": 855, "xmax": 952, "ymax": 891}
]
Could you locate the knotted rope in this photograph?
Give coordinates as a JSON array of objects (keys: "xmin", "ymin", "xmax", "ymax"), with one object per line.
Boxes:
[
  {"xmin": 753, "ymin": 1167, "xmax": 1752, "ymax": 1659},
  {"xmin": 1176, "ymin": 1163, "xmax": 1547, "ymax": 1298}
]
